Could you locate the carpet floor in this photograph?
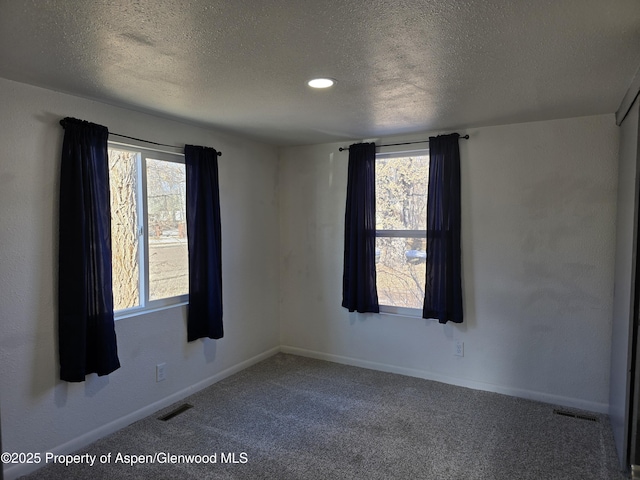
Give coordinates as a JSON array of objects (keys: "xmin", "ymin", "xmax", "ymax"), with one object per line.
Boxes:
[{"xmin": 21, "ymin": 353, "xmax": 628, "ymax": 479}]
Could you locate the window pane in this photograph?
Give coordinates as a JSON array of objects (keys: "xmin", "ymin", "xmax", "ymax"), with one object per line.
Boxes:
[
  {"xmin": 376, "ymin": 237, "xmax": 426, "ymax": 309},
  {"xmin": 108, "ymin": 148, "xmax": 140, "ymax": 310},
  {"xmin": 376, "ymin": 155, "xmax": 429, "ymax": 231},
  {"xmin": 146, "ymin": 158, "xmax": 188, "ymax": 301}
]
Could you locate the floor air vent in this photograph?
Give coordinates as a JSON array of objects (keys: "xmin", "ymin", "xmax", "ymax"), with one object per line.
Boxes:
[
  {"xmin": 553, "ymin": 409, "xmax": 598, "ymax": 422},
  {"xmin": 159, "ymin": 403, "xmax": 193, "ymax": 421}
]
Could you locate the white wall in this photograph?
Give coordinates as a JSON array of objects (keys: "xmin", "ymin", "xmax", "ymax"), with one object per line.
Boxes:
[
  {"xmin": 610, "ymin": 96, "xmax": 640, "ymax": 465},
  {"xmin": 0, "ymin": 78, "xmax": 280, "ymax": 479},
  {"xmin": 0, "ymin": 75, "xmax": 623, "ymax": 479},
  {"xmin": 279, "ymin": 114, "xmax": 619, "ymax": 413}
]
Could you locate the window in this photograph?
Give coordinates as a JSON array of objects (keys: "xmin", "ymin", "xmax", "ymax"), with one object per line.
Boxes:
[
  {"xmin": 375, "ymin": 150, "xmax": 429, "ymax": 315},
  {"xmin": 108, "ymin": 144, "xmax": 188, "ymax": 315}
]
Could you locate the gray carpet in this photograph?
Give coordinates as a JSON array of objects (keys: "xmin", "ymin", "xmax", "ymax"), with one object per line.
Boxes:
[{"xmin": 22, "ymin": 354, "xmax": 628, "ymax": 479}]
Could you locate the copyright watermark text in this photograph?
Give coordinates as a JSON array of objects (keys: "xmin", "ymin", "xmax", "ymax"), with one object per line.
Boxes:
[{"xmin": 1, "ymin": 451, "xmax": 248, "ymax": 466}]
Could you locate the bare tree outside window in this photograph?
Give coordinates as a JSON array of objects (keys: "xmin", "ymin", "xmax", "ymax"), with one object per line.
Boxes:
[
  {"xmin": 375, "ymin": 153, "xmax": 429, "ymax": 310},
  {"xmin": 109, "ymin": 149, "xmax": 140, "ymax": 310}
]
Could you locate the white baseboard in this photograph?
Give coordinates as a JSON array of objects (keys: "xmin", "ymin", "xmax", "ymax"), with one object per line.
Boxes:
[
  {"xmin": 4, "ymin": 346, "xmax": 280, "ymax": 480},
  {"xmin": 280, "ymin": 345, "xmax": 609, "ymax": 415}
]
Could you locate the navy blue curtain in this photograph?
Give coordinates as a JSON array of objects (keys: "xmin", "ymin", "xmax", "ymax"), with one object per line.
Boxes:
[
  {"xmin": 342, "ymin": 142, "xmax": 379, "ymax": 313},
  {"xmin": 58, "ymin": 117, "xmax": 120, "ymax": 382},
  {"xmin": 185, "ymin": 145, "xmax": 223, "ymax": 340},
  {"xmin": 423, "ymin": 133, "xmax": 463, "ymax": 323}
]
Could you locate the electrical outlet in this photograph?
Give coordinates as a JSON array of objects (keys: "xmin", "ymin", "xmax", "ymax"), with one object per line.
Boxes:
[
  {"xmin": 454, "ymin": 341, "xmax": 464, "ymax": 357},
  {"xmin": 156, "ymin": 363, "xmax": 166, "ymax": 382}
]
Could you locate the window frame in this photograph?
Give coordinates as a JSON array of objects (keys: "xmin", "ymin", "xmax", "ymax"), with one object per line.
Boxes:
[
  {"xmin": 375, "ymin": 148, "xmax": 429, "ymax": 317},
  {"xmin": 108, "ymin": 141, "xmax": 189, "ymax": 319}
]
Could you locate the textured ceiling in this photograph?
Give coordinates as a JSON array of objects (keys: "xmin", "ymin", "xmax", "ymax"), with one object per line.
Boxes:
[{"xmin": 0, "ymin": 0, "xmax": 639, "ymax": 146}]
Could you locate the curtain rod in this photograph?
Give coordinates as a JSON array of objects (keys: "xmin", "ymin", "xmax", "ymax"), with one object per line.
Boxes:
[
  {"xmin": 338, "ymin": 134, "xmax": 469, "ymax": 152},
  {"xmin": 110, "ymin": 132, "xmax": 222, "ymax": 156},
  {"xmin": 59, "ymin": 118, "xmax": 222, "ymax": 156}
]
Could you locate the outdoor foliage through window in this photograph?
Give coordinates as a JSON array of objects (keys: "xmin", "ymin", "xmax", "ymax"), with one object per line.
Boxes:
[
  {"xmin": 146, "ymin": 158, "xmax": 188, "ymax": 302},
  {"xmin": 108, "ymin": 146, "xmax": 188, "ymax": 313},
  {"xmin": 376, "ymin": 152, "xmax": 429, "ymax": 310}
]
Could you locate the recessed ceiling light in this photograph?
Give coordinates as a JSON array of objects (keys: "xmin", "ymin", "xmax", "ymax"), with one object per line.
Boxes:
[{"xmin": 308, "ymin": 78, "xmax": 336, "ymax": 89}]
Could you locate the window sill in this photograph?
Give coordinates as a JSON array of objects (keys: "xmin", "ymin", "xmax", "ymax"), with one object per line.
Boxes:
[
  {"xmin": 379, "ymin": 305, "xmax": 422, "ymax": 318},
  {"xmin": 115, "ymin": 300, "xmax": 188, "ymax": 321}
]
